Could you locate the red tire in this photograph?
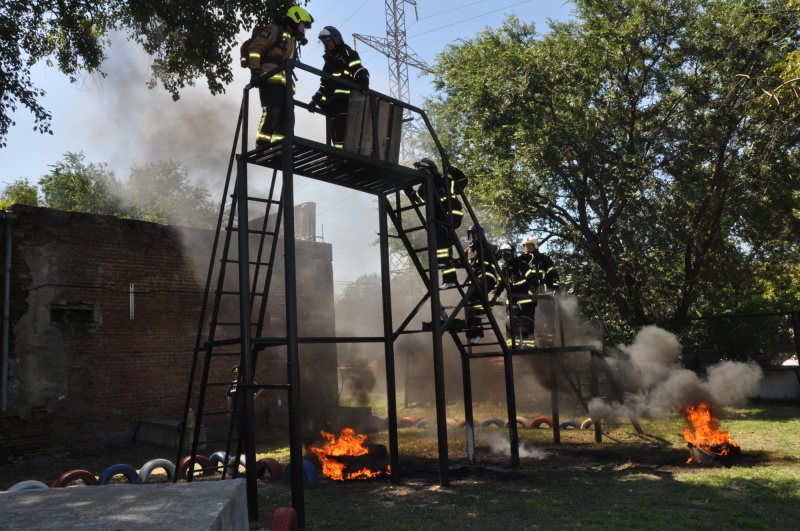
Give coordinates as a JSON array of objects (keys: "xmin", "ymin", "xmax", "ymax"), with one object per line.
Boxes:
[
  {"xmin": 256, "ymin": 457, "xmax": 283, "ymax": 480},
  {"xmin": 531, "ymin": 415, "xmax": 553, "ymax": 429},
  {"xmin": 52, "ymin": 469, "xmax": 99, "ymax": 488},
  {"xmin": 270, "ymin": 506, "xmax": 299, "ymax": 531},
  {"xmin": 458, "ymin": 419, "xmax": 477, "ymax": 428},
  {"xmin": 399, "ymin": 416, "xmax": 417, "ymax": 428},
  {"xmin": 177, "ymin": 455, "xmax": 213, "ymax": 478}
]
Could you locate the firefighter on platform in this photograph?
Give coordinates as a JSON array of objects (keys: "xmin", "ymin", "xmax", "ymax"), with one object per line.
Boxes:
[
  {"xmin": 407, "ymin": 158, "xmax": 464, "ymax": 289},
  {"xmin": 520, "ymin": 235, "xmax": 560, "ymax": 345},
  {"xmin": 309, "ymin": 26, "xmax": 370, "ymax": 149},
  {"xmin": 464, "ymin": 225, "xmax": 499, "ymax": 345},
  {"xmin": 248, "ymin": 6, "xmax": 314, "ymax": 147},
  {"xmin": 490, "ymin": 242, "xmax": 536, "ymax": 347}
]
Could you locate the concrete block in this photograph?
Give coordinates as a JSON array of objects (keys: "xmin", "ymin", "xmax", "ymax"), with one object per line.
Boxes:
[{"xmin": 1, "ymin": 478, "xmax": 248, "ymax": 530}]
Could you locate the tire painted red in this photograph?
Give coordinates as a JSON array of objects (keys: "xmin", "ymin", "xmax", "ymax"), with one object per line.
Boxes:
[
  {"xmin": 177, "ymin": 455, "xmax": 213, "ymax": 478},
  {"xmin": 270, "ymin": 506, "xmax": 299, "ymax": 531},
  {"xmin": 256, "ymin": 457, "xmax": 283, "ymax": 480},
  {"xmin": 399, "ymin": 416, "xmax": 417, "ymax": 428},
  {"xmin": 531, "ymin": 415, "xmax": 553, "ymax": 429},
  {"xmin": 458, "ymin": 419, "xmax": 478, "ymax": 428},
  {"xmin": 52, "ymin": 469, "xmax": 99, "ymax": 488}
]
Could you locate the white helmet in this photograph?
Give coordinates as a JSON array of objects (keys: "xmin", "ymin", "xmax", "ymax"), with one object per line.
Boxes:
[{"xmin": 522, "ymin": 236, "xmax": 538, "ymax": 253}]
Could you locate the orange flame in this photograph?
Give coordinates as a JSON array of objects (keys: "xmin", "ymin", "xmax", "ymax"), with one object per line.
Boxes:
[
  {"xmin": 308, "ymin": 427, "xmax": 390, "ymax": 481},
  {"xmin": 682, "ymin": 402, "xmax": 739, "ymax": 463}
]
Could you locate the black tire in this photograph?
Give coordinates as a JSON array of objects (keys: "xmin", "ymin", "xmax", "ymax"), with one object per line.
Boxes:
[
  {"xmin": 270, "ymin": 506, "xmax": 299, "ymax": 531},
  {"xmin": 52, "ymin": 469, "xmax": 99, "ymax": 488},
  {"xmin": 138, "ymin": 458, "xmax": 175, "ymax": 482},
  {"xmin": 98, "ymin": 464, "xmax": 141, "ymax": 485},
  {"xmin": 559, "ymin": 419, "xmax": 582, "ymax": 430},
  {"xmin": 480, "ymin": 417, "xmax": 504, "ymax": 428}
]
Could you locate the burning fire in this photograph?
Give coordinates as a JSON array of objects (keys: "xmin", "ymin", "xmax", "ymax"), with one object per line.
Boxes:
[
  {"xmin": 308, "ymin": 427, "xmax": 390, "ymax": 481},
  {"xmin": 682, "ymin": 402, "xmax": 739, "ymax": 463}
]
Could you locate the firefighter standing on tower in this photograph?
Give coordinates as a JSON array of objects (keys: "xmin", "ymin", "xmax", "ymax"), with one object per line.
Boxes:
[
  {"xmin": 464, "ymin": 225, "xmax": 499, "ymax": 345},
  {"xmin": 520, "ymin": 236, "xmax": 560, "ymax": 345},
  {"xmin": 309, "ymin": 26, "xmax": 370, "ymax": 149},
  {"xmin": 248, "ymin": 6, "xmax": 314, "ymax": 147},
  {"xmin": 407, "ymin": 158, "xmax": 464, "ymax": 289},
  {"xmin": 490, "ymin": 242, "xmax": 536, "ymax": 347}
]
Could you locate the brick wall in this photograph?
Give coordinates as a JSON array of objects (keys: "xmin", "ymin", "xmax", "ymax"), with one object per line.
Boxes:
[{"xmin": 0, "ymin": 204, "xmax": 337, "ymax": 459}]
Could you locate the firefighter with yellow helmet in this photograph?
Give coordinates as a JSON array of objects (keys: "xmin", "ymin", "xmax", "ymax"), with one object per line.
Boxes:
[{"xmin": 248, "ymin": 6, "xmax": 314, "ymax": 147}]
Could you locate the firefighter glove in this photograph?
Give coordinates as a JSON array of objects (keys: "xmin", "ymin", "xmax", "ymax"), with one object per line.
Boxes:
[{"xmin": 249, "ymin": 71, "xmax": 262, "ymax": 86}]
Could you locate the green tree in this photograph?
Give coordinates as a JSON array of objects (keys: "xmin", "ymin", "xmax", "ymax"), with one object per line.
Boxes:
[
  {"xmin": 0, "ymin": 0, "xmax": 306, "ymax": 147},
  {"xmin": 124, "ymin": 160, "xmax": 218, "ymax": 229},
  {"xmin": 39, "ymin": 152, "xmax": 124, "ymax": 215},
  {"xmin": 0, "ymin": 178, "xmax": 40, "ymax": 208},
  {"xmin": 426, "ymin": 0, "xmax": 800, "ymax": 342}
]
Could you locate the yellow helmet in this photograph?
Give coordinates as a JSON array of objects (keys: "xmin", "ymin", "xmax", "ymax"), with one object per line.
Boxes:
[
  {"xmin": 522, "ymin": 236, "xmax": 538, "ymax": 253},
  {"xmin": 286, "ymin": 6, "xmax": 314, "ymax": 27}
]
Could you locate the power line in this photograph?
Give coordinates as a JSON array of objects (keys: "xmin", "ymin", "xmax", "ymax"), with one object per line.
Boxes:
[{"xmin": 410, "ymin": 0, "xmax": 534, "ymax": 38}]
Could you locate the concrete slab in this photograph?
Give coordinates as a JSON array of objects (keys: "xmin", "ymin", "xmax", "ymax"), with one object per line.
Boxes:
[{"xmin": 0, "ymin": 479, "xmax": 249, "ymax": 530}]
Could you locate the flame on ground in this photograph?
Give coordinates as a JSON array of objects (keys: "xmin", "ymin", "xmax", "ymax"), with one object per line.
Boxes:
[
  {"xmin": 308, "ymin": 427, "xmax": 390, "ymax": 481},
  {"xmin": 682, "ymin": 402, "xmax": 739, "ymax": 463}
]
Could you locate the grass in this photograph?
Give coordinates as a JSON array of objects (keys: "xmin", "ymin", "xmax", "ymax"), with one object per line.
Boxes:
[{"xmin": 3, "ymin": 400, "xmax": 800, "ymax": 530}]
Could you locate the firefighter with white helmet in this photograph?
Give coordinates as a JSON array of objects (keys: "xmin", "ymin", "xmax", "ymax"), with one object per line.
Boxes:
[
  {"xmin": 490, "ymin": 242, "xmax": 536, "ymax": 347},
  {"xmin": 519, "ymin": 235, "xmax": 560, "ymax": 345},
  {"xmin": 248, "ymin": 5, "xmax": 314, "ymax": 147},
  {"xmin": 310, "ymin": 25, "xmax": 370, "ymax": 149},
  {"xmin": 464, "ymin": 231, "xmax": 499, "ymax": 345}
]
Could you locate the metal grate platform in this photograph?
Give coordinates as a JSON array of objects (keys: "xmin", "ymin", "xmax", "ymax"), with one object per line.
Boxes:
[{"xmin": 242, "ymin": 137, "xmax": 423, "ymax": 196}]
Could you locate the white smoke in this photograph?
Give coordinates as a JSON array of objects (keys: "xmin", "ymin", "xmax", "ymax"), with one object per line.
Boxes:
[
  {"xmin": 588, "ymin": 326, "xmax": 764, "ymax": 422},
  {"xmin": 484, "ymin": 433, "xmax": 552, "ymax": 460}
]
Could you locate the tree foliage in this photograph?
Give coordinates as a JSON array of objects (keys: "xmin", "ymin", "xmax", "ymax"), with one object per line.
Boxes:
[
  {"xmin": 0, "ymin": 179, "xmax": 39, "ymax": 209},
  {"xmin": 0, "ymin": 0, "xmax": 306, "ymax": 147},
  {"xmin": 426, "ymin": 0, "xmax": 800, "ymax": 349},
  {"xmin": 17, "ymin": 152, "xmax": 218, "ymax": 228},
  {"xmin": 39, "ymin": 152, "xmax": 123, "ymax": 215}
]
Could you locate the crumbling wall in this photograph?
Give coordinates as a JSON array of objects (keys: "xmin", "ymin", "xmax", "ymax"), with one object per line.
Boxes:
[{"xmin": 0, "ymin": 204, "xmax": 337, "ymax": 459}]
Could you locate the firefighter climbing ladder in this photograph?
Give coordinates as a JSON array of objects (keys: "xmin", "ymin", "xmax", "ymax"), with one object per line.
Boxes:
[{"xmin": 176, "ymin": 59, "xmax": 637, "ymax": 526}]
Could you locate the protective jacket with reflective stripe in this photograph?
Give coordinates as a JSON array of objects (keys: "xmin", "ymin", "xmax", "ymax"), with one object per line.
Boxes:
[
  {"xmin": 248, "ymin": 23, "xmax": 296, "ymax": 85},
  {"xmin": 312, "ymin": 44, "xmax": 370, "ymax": 104}
]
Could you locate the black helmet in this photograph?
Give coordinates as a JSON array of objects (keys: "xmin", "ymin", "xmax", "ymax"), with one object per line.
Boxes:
[
  {"xmin": 467, "ymin": 224, "xmax": 483, "ymax": 244},
  {"xmin": 318, "ymin": 26, "xmax": 344, "ymax": 49},
  {"xmin": 414, "ymin": 158, "xmax": 439, "ymax": 174}
]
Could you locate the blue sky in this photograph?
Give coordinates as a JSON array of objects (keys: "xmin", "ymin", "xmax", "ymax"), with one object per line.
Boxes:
[{"xmin": 0, "ymin": 0, "xmax": 573, "ymax": 289}]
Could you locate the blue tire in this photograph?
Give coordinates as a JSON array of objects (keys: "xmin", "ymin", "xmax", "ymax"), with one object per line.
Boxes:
[
  {"xmin": 283, "ymin": 459, "xmax": 319, "ymax": 488},
  {"xmin": 559, "ymin": 419, "xmax": 582, "ymax": 430},
  {"xmin": 98, "ymin": 464, "xmax": 141, "ymax": 485},
  {"xmin": 480, "ymin": 417, "xmax": 504, "ymax": 428},
  {"xmin": 138, "ymin": 458, "xmax": 175, "ymax": 482},
  {"xmin": 416, "ymin": 418, "xmax": 436, "ymax": 429}
]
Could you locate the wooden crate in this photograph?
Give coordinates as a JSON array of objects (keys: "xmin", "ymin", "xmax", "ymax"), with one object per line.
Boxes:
[{"xmin": 344, "ymin": 94, "xmax": 403, "ymax": 163}]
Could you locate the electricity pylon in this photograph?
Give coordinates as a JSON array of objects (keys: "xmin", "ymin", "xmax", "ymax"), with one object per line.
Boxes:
[{"xmin": 353, "ymin": 0, "xmax": 432, "ymax": 154}]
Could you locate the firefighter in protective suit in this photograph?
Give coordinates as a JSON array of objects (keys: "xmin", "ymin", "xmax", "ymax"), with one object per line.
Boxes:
[
  {"xmin": 490, "ymin": 242, "xmax": 536, "ymax": 347},
  {"xmin": 310, "ymin": 26, "xmax": 370, "ymax": 149},
  {"xmin": 248, "ymin": 6, "xmax": 314, "ymax": 147},
  {"xmin": 408, "ymin": 158, "xmax": 464, "ymax": 289},
  {"xmin": 464, "ymin": 225, "xmax": 498, "ymax": 345},
  {"xmin": 520, "ymin": 236, "xmax": 560, "ymax": 346}
]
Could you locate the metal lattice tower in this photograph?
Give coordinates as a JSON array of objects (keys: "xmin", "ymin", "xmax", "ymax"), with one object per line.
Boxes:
[{"xmin": 353, "ymin": 0, "xmax": 432, "ymax": 146}]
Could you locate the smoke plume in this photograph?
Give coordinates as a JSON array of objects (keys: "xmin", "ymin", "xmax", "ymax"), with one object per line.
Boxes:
[{"xmin": 587, "ymin": 326, "xmax": 763, "ymax": 422}]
